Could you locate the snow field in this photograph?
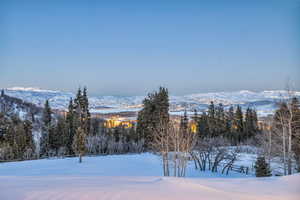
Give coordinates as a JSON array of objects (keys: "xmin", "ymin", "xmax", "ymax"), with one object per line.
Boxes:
[{"xmin": 0, "ymin": 153, "xmax": 299, "ymax": 200}]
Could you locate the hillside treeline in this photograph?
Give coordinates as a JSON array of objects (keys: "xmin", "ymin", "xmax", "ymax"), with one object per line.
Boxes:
[{"xmin": 0, "ymin": 87, "xmax": 299, "ymax": 176}]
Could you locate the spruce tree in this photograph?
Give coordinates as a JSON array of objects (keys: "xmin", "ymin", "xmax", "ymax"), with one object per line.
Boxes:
[
  {"xmin": 40, "ymin": 100, "xmax": 52, "ymax": 157},
  {"xmin": 82, "ymin": 87, "xmax": 91, "ymax": 135},
  {"xmin": 72, "ymin": 126, "xmax": 86, "ymax": 163},
  {"xmin": 192, "ymin": 109, "xmax": 198, "ymax": 121},
  {"xmin": 43, "ymin": 100, "xmax": 52, "ymax": 126},
  {"xmin": 73, "ymin": 87, "xmax": 91, "ymax": 135},
  {"xmin": 254, "ymin": 156, "xmax": 272, "ymax": 177},
  {"xmin": 227, "ymin": 106, "xmax": 235, "ymax": 131},
  {"xmin": 207, "ymin": 101, "xmax": 216, "ymax": 137},
  {"xmin": 66, "ymin": 98, "xmax": 76, "ymax": 155},
  {"xmin": 90, "ymin": 118, "xmax": 100, "ymax": 136},
  {"xmin": 251, "ymin": 109, "xmax": 258, "ymax": 132},
  {"xmin": 53, "ymin": 116, "xmax": 68, "ymax": 153},
  {"xmin": 180, "ymin": 110, "xmax": 189, "ymax": 135},
  {"xmin": 234, "ymin": 105, "xmax": 244, "ymax": 144},
  {"xmin": 197, "ymin": 112, "xmax": 210, "ymax": 138},
  {"xmin": 74, "ymin": 88, "xmax": 82, "ymax": 111},
  {"xmin": 215, "ymin": 103, "xmax": 226, "ymax": 137},
  {"xmin": 225, "ymin": 105, "xmax": 235, "ymax": 143},
  {"xmin": 23, "ymin": 120, "xmax": 35, "ymax": 153},
  {"xmin": 136, "ymin": 87, "xmax": 169, "ymax": 148},
  {"xmin": 244, "ymin": 108, "xmax": 259, "ymax": 141},
  {"xmin": 244, "ymin": 107, "xmax": 252, "ymax": 140}
]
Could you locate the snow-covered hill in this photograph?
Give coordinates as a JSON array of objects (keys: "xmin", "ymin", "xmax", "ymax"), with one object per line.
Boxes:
[
  {"xmin": 0, "ymin": 91, "xmax": 43, "ymax": 121},
  {"xmin": 3, "ymin": 87, "xmax": 300, "ymax": 117},
  {"xmin": 0, "ymin": 154, "xmax": 299, "ymax": 200}
]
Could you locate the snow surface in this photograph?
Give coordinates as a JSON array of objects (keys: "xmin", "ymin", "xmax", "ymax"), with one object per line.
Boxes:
[
  {"xmin": 0, "ymin": 153, "xmax": 250, "ymax": 178},
  {"xmin": 0, "ymin": 153, "xmax": 299, "ymax": 200}
]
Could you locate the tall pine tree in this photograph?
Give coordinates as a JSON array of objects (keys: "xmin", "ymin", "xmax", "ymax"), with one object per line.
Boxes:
[
  {"xmin": 72, "ymin": 126, "xmax": 87, "ymax": 163},
  {"xmin": 40, "ymin": 100, "xmax": 52, "ymax": 157},
  {"xmin": 136, "ymin": 87, "xmax": 169, "ymax": 148},
  {"xmin": 244, "ymin": 107, "xmax": 259, "ymax": 141},
  {"xmin": 82, "ymin": 87, "xmax": 91, "ymax": 135},
  {"xmin": 234, "ymin": 105, "xmax": 244, "ymax": 144}
]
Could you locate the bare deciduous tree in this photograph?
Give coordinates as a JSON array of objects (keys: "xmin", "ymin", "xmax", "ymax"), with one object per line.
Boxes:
[
  {"xmin": 170, "ymin": 121, "xmax": 196, "ymax": 177},
  {"xmin": 151, "ymin": 115, "xmax": 170, "ymax": 176},
  {"xmin": 264, "ymin": 83, "xmax": 300, "ymax": 175},
  {"xmin": 192, "ymin": 137, "xmax": 238, "ymax": 175},
  {"xmin": 151, "ymin": 118, "xmax": 196, "ymax": 177}
]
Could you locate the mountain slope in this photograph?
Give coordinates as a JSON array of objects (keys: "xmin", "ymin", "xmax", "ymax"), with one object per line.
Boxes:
[
  {"xmin": 3, "ymin": 87, "xmax": 300, "ymax": 116},
  {"xmin": 0, "ymin": 91, "xmax": 43, "ymax": 121}
]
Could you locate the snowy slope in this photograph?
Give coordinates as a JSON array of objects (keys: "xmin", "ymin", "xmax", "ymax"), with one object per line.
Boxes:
[
  {"xmin": 0, "ymin": 154, "xmax": 299, "ymax": 200},
  {"xmin": 3, "ymin": 87, "xmax": 300, "ymax": 116},
  {"xmin": 0, "ymin": 92, "xmax": 43, "ymax": 121},
  {"xmin": 0, "ymin": 153, "xmax": 251, "ymax": 178}
]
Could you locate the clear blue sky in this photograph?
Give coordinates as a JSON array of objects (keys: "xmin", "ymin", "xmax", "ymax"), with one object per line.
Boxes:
[{"xmin": 0, "ymin": 0, "xmax": 299, "ymax": 96}]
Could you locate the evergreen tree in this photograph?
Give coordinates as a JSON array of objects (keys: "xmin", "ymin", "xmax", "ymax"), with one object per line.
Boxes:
[
  {"xmin": 225, "ymin": 105, "xmax": 235, "ymax": 142},
  {"xmin": 234, "ymin": 105, "xmax": 244, "ymax": 144},
  {"xmin": 180, "ymin": 110, "xmax": 189, "ymax": 135},
  {"xmin": 43, "ymin": 100, "xmax": 52, "ymax": 126},
  {"xmin": 2, "ymin": 115, "xmax": 35, "ymax": 159},
  {"xmin": 208, "ymin": 101, "xmax": 215, "ymax": 119},
  {"xmin": 254, "ymin": 156, "xmax": 272, "ymax": 177},
  {"xmin": 215, "ymin": 103, "xmax": 226, "ymax": 137},
  {"xmin": 74, "ymin": 87, "xmax": 82, "ymax": 111},
  {"xmin": 197, "ymin": 112, "xmax": 210, "ymax": 138},
  {"xmin": 40, "ymin": 100, "xmax": 52, "ymax": 156},
  {"xmin": 52, "ymin": 116, "xmax": 68, "ymax": 154},
  {"xmin": 251, "ymin": 109, "xmax": 258, "ymax": 131},
  {"xmin": 244, "ymin": 108, "xmax": 259, "ymax": 141},
  {"xmin": 244, "ymin": 107, "xmax": 252, "ymax": 140},
  {"xmin": 72, "ymin": 126, "xmax": 86, "ymax": 163},
  {"xmin": 192, "ymin": 109, "xmax": 198, "ymax": 121},
  {"xmin": 66, "ymin": 98, "xmax": 76, "ymax": 155},
  {"xmin": 207, "ymin": 101, "xmax": 216, "ymax": 137},
  {"xmin": 81, "ymin": 87, "xmax": 91, "ymax": 135},
  {"xmin": 90, "ymin": 118, "xmax": 100, "ymax": 136},
  {"xmin": 73, "ymin": 87, "xmax": 91, "ymax": 135},
  {"xmin": 136, "ymin": 87, "xmax": 169, "ymax": 148},
  {"xmin": 129, "ymin": 125, "xmax": 138, "ymax": 143},
  {"xmin": 23, "ymin": 120, "xmax": 35, "ymax": 153},
  {"xmin": 66, "ymin": 87, "xmax": 90, "ymax": 155},
  {"xmin": 0, "ymin": 112, "xmax": 8, "ymax": 144},
  {"xmin": 14, "ymin": 123, "xmax": 28, "ymax": 158}
]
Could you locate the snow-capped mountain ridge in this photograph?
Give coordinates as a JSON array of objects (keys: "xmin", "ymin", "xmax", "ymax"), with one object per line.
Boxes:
[
  {"xmin": 8, "ymin": 87, "xmax": 60, "ymax": 93},
  {"xmin": 2, "ymin": 87, "xmax": 300, "ymax": 116}
]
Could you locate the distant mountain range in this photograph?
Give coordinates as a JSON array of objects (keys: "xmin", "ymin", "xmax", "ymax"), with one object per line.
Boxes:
[{"xmin": 2, "ymin": 87, "xmax": 300, "ymax": 117}]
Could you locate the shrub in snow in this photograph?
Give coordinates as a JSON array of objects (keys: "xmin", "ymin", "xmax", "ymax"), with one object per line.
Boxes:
[
  {"xmin": 48, "ymin": 149, "xmax": 57, "ymax": 158},
  {"xmin": 57, "ymin": 147, "xmax": 67, "ymax": 158},
  {"xmin": 0, "ymin": 144, "xmax": 14, "ymax": 161},
  {"xmin": 254, "ymin": 156, "xmax": 272, "ymax": 177},
  {"xmin": 23, "ymin": 148, "xmax": 34, "ymax": 160}
]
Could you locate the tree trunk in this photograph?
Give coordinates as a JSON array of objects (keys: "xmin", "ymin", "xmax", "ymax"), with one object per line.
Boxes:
[
  {"xmin": 165, "ymin": 153, "xmax": 169, "ymax": 176},
  {"xmin": 174, "ymin": 155, "xmax": 177, "ymax": 177},
  {"xmin": 282, "ymin": 127, "xmax": 287, "ymax": 175},
  {"xmin": 268, "ymin": 125, "xmax": 272, "ymax": 165},
  {"xmin": 288, "ymin": 120, "xmax": 292, "ymax": 175},
  {"xmin": 79, "ymin": 154, "xmax": 82, "ymax": 163}
]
